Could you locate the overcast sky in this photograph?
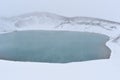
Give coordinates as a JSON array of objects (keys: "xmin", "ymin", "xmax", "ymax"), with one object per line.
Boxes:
[{"xmin": 0, "ymin": 0, "xmax": 120, "ymax": 21}]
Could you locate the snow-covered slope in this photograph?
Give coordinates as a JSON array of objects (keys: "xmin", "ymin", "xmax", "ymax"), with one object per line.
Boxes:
[
  {"xmin": 0, "ymin": 12, "xmax": 120, "ymax": 41},
  {"xmin": 0, "ymin": 12, "xmax": 120, "ymax": 60},
  {"xmin": 0, "ymin": 12, "xmax": 120, "ymax": 51},
  {"xmin": 0, "ymin": 12, "xmax": 67, "ymax": 30}
]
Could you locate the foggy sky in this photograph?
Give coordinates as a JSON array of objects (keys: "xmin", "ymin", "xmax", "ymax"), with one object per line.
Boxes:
[{"xmin": 0, "ymin": 0, "xmax": 120, "ymax": 22}]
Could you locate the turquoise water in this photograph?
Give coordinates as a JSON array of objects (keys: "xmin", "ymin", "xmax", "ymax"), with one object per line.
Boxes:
[{"xmin": 0, "ymin": 30, "xmax": 111, "ymax": 63}]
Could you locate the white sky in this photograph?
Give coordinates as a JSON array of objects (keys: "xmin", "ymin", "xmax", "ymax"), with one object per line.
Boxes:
[{"xmin": 0, "ymin": 0, "xmax": 120, "ymax": 22}]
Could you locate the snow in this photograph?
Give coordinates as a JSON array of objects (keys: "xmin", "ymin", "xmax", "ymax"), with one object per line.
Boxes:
[
  {"xmin": 0, "ymin": 59, "xmax": 120, "ymax": 80},
  {"xmin": 0, "ymin": 0, "xmax": 120, "ymax": 80}
]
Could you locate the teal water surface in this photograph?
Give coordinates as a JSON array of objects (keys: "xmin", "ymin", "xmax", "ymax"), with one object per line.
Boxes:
[{"xmin": 0, "ymin": 30, "xmax": 111, "ymax": 63}]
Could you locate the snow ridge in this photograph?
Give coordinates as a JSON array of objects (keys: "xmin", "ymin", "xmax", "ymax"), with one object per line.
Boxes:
[{"xmin": 0, "ymin": 12, "xmax": 120, "ymax": 42}]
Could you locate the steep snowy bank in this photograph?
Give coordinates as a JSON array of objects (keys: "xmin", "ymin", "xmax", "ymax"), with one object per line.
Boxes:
[{"xmin": 0, "ymin": 12, "xmax": 120, "ymax": 40}]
